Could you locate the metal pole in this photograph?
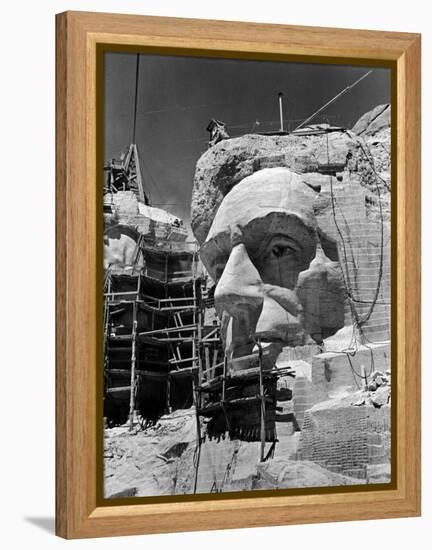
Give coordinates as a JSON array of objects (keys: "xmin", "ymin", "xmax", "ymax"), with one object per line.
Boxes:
[
  {"xmin": 192, "ymin": 373, "xmax": 202, "ymax": 494},
  {"xmin": 278, "ymin": 92, "xmax": 284, "ymax": 133}
]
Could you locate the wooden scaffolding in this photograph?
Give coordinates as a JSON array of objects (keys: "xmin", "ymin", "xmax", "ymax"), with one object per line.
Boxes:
[
  {"xmin": 103, "ymin": 237, "xmax": 288, "ymax": 468},
  {"xmin": 195, "ymin": 345, "xmax": 279, "ymax": 458},
  {"xmin": 103, "ymin": 241, "xmax": 203, "ymax": 429}
]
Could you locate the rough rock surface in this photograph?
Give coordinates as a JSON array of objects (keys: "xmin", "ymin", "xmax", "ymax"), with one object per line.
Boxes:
[
  {"xmin": 191, "ymin": 105, "xmax": 392, "ymax": 342},
  {"xmin": 104, "ymin": 407, "xmax": 367, "ymax": 497},
  {"xmin": 191, "ymin": 105, "xmax": 390, "ymax": 244},
  {"xmin": 104, "ymin": 356, "xmax": 392, "ymax": 495},
  {"xmin": 105, "ymin": 190, "xmax": 188, "ymax": 242},
  {"xmin": 352, "ymin": 104, "xmax": 390, "ymax": 136},
  {"xmin": 104, "ymin": 409, "xmax": 198, "ymax": 497},
  {"xmin": 350, "ymin": 104, "xmax": 391, "ymax": 211}
]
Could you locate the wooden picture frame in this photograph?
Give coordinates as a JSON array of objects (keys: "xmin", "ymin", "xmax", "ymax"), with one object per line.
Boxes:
[{"xmin": 56, "ymin": 11, "xmax": 421, "ymax": 539}]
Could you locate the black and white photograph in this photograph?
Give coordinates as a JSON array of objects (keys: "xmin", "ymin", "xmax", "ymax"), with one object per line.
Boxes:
[{"xmin": 102, "ymin": 52, "xmax": 392, "ymax": 498}]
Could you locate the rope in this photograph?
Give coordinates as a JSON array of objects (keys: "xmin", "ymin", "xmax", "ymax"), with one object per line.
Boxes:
[
  {"xmin": 346, "ymin": 129, "xmax": 391, "ymax": 191},
  {"xmin": 326, "ymin": 132, "xmax": 362, "ymax": 332},
  {"xmin": 220, "ymin": 441, "xmax": 240, "ymax": 491},
  {"xmin": 320, "ymin": 126, "xmax": 389, "ymax": 367},
  {"xmin": 325, "ymin": 130, "xmax": 386, "ymax": 330},
  {"xmin": 344, "ymin": 130, "xmax": 386, "ymax": 326}
]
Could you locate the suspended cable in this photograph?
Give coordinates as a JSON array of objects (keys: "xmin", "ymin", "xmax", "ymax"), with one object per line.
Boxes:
[
  {"xmin": 293, "ymin": 70, "xmax": 373, "ymax": 132},
  {"xmin": 324, "ymin": 125, "xmax": 387, "ymax": 349},
  {"xmin": 132, "ymin": 54, "xmax": 140, "ymax": 144}
]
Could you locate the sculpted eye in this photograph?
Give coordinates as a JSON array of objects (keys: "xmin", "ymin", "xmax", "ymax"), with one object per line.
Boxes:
[{"xmin": 271, "ymin": 244, "xmax": 295, "ymax": 258}]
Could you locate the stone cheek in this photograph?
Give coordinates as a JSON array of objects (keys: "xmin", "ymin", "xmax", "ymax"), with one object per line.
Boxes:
[{"xmin": 296, "ymin": 251, "xmax": 346, "ymax": 342}]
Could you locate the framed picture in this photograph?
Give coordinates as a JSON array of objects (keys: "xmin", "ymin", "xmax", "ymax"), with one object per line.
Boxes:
[{"xmin": 56, "ymin": 11, "xmax": 421, "ymax": 539}]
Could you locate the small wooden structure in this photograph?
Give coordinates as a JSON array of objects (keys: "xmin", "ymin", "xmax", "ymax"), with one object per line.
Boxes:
[{"xmin": 104, "ymin": 143, "xmax": 151, "ymax": 205}]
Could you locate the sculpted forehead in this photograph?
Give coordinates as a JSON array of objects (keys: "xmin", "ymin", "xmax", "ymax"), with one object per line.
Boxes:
[
  {"xmin": 206, "ymin": 168, "xmax": 317, "ymax": 241},
  {"xmin": 200, "ymin": 168, "xmax": 319, "ymax": 280}
]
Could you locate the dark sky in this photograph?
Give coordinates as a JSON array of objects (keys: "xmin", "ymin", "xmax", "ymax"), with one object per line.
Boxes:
[{"xmin": 104, "ymin": 53, "xmax": 390, "ymax": 230}]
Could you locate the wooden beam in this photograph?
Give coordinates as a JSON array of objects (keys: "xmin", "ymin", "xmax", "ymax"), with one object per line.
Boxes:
[
  {"xmin": 168, "ymin": 356, "xmax": 199, "ymax": 365},
  {"xmin": 106, "ymin": 386, "xmax": 131, "ymax": 394},
  {"xmin": 128, "ymin": 301, "xmax": 138, "ymax": 431}
]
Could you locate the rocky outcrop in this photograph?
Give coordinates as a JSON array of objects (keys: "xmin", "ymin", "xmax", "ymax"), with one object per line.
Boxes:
[
  {"xmin": 104, "ymin": 407, "xmax": 371, "ymax": 497},
  {"xmin": 191, "ymin": 105, "xmax": 391, "ymax": 244},
  {"xmin": 350, "ymin": 104, "xmax": 391, "ymax": 210},
  {"xmin": 352, "ymin": 103, "xmax": 390, "ymax": 136},
  {"xmin": 191, "ymin": 105, "xmax": 391, "ymax": 342},
  {"xmin": 105, "ymin": 190, "xmax": 188, "ymax": 242},
  {"xmin": 104, "ymin": 409, "xmax": 197, "ymax": 497}
]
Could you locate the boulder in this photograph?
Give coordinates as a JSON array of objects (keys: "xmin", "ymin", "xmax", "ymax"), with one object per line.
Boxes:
[
  {"xmin": 352, "ymin": 104, "xmax": 390, "ymax": 136},
  {"xmin": 105, "ymin": 190, "xmax": 188, "ymax": 242}
]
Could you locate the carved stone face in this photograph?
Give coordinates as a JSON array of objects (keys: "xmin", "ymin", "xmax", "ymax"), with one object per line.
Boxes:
[{"xmin": 199, "ymin": 168, "xmax": 345, "ymax": 358}]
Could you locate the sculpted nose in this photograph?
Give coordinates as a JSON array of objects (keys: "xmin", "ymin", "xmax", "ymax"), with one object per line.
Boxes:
[{"xmin": 214, "ymin": 244, "xmax": 264, "ymax": 320}]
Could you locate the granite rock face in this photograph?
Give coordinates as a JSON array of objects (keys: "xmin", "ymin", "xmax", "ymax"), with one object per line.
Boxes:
[
  {"xmin": 350, "ymin": 104, "xmax": 391, "ymax": 217},
  {"xmin": 105, "ymin": 190, "xmax": 188, "ymax": 242},
  {"xmin": 191, "ymin": 105, "xmax": 390, "ymax": 244},
  {"xmin": 191, "ymin": 105, "xmax": 391, "ymax": 342}
]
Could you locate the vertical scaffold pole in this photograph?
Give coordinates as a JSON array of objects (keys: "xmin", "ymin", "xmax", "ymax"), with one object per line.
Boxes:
[
  {"xmin": 258, "ymin": 338, "xmax": 266, "ymax": 462},
  {"xmin": 128, "ymin": 299, "xmax": 138, "ymax": 431},
  {"xmin": 221, "ymin": 355, "xmax": 231, "ymax": 435},
  {"xmin": 192, "ymin": 373, "xmax": 202, "ymax": 494},
  {"xmin": 192, "ymin": 252, "xmax": 197, "ymax": 369},
  {"xmin": 103, "ymin": 273, "xmax": 112, "ymax": 371},
  {"xmin": 192, "ymin": 247, "xmax": 203, "ymax": 493},
  {"xmin": 197, "ymin": 310, "xmax": 203, "ymax": 384},
  {"xmin": 166, "ymin": 374, "xmax": 171, "ymax": 414}
]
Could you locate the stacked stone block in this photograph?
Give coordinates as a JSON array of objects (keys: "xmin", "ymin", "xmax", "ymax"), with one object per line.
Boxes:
[{"xmin": 297, "ymin": 397, "xmax": 391, "ymax": 481}]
